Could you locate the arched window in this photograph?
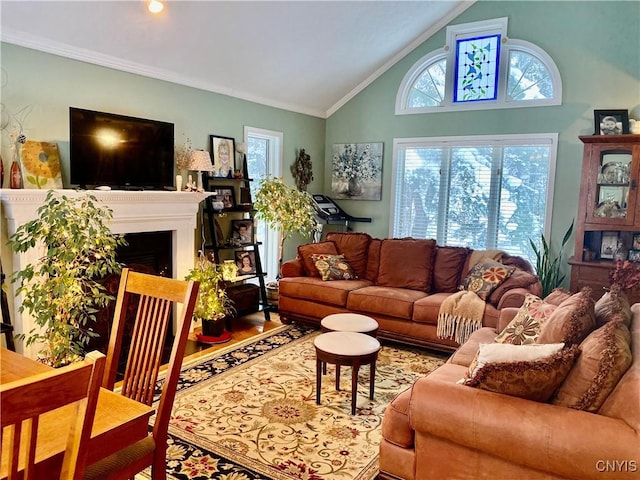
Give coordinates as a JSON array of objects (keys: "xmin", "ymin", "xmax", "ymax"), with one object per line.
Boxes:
[{"xmin": 396, "ymin": 18, "xmax": 562, "ymax": 114}]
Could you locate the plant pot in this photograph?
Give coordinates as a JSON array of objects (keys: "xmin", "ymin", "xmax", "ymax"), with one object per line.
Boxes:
[
  {"xmin": 266, "ymin": 281, "xmax": 279, "ymax": 307},
  {"xmin": 202, "ymin": 318, "xmax": 226, "ymax": 337}
]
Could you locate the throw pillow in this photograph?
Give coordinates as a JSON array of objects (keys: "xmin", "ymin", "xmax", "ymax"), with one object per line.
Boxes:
[
  {"xmin": 311, "ymin": 254, "xmax": 357, "ymax": 281},
  {"xmin": 377, "ymin": 238, "xmax": 436, "ymax": 292},
  {"xmin": 298, "ymin": 241, "xmax": 338, "ymax": 277},
  {"xmin": 552, "ymin": 320, "xmax": 632, "ymax": 412},
  {"xmin": 325, "ymin": 232, "xmax": 372, "ymax": 279},
  {"xmin": 467, "ymin": 341, "xmax": 565, "ymax": 379},
  {"xmin": 544, "ymin": 288, "xmax": 572, "ymax": 306},
  {"xmin": 495, "ymin": 294, "xmax": 558, "ymax": 345},
  {"xmin": 464, "ymin": 345, "xmax": 579, "ymax": 402},
  {"xmin": 486, "ymin": 268, "xmax": 541, "ymax": 307},
  {"xmin": 594, "ymin": 287, "xmax": 632, "ymax": 328},
  {"xmin": 432, "ymin": 246, "xmax": 471, "ymax": 293},
  {"xmin": 537, "ymin": 288, "xmax": 595, "ymax": 346},
  {"xmin": 461, "ymin": 258, "xmax": 515, "ymax": 301}
]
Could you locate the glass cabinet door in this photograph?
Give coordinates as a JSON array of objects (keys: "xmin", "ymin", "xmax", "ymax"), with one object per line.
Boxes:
[{"xmin": 587, "ymin": 146, "xmax": 637, "ymax": 226}]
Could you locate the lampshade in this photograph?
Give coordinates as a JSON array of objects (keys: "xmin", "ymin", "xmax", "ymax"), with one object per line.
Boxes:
[{"xmin": 186, "ymin": 150, "xmax": 214, "ymax": 172}]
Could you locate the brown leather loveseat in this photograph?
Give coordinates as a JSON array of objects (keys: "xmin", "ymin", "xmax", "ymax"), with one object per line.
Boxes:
[{"xmin": 279, "ymin": 232, "xmax": 542, "ymax": 352}]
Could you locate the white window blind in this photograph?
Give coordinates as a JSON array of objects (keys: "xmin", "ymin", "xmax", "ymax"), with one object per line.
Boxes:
[{"xmin": 391, "ymin": 134, "xmax": 557, "ymax": 261}]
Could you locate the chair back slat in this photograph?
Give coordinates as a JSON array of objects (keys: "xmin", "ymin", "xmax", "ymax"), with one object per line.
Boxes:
[
  {"xmin": 1, "ymin": 351, "xmax": 105, "ymax": 480},
  {"xmin": 99, "ymin": 267, "xmax": 199, "ymax": 477}
]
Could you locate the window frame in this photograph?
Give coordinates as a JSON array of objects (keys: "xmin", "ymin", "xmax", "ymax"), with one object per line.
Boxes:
[
  {"xmin": 395, "ymin": 18, "xmax": 562, "ymax": 114},
  {"xmin": 390, "ymin": 133, "xmax": 559, "ymax": 253}
]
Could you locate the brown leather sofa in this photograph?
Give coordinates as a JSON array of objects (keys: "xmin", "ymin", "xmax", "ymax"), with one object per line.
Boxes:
[
  {"xmin": 279, "ymin": 232, "xmax": 542, "ymax": 352},
  {"xmin": 379, "ymin": 292, "xmax": 640, "ymax": 480}
]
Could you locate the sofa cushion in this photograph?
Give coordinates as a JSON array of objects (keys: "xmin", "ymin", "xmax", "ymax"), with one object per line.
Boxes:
[
  {"xmin": 448, "ymin": 327, "xmax": 498, "ymax": 367},
  {"xmin": 544, "ymin": 288, "xmax": 572, "ymax": 306},
  {"xmin": 365, "ymin": 238, "xmax": 382, "ymax": 282},
  {"xmin": 594, "ymin": 287, "xmax": 632, "ymax": 328},
  {"xmin": 537, "ymin": 288, "xmax": 595, "ymax": 346},
  {"xmin": 552, "ymin": 320, "xmax": 632, "ymax": 412},
  {"xmin": 311, "ymin": 254, "xmax": 357, "ymax": 281},
  {"xmin": 461, "ymin": 258, "xmax": 515, "ymax": 301},
  {"xmin": 494, "ymin": 294, "xmax": 558, "ymax": 345},
  {"xmin": 347, "ymin": 286, "xmax": 427, "ymax": 320},
  {"xmin": 278, "ymin": 277, "xmax": 371, "ymax": 307},
  {"xmin": 432, "ymin": 246, "xmax": 471, "ymax": 293},
  {"xmin": 413, "ymin": 293, "xmax": 454, "ymax": 325},
  {"xmin": 463, "ymin": 345, "xmax": 579, "ymax": 402},
  {"xmin": 298, "ymin": 241, "xmax": 338, "ymax": 277},
  {"xmin": 486, "ymin": 268, "xmax": 540, "ymax": 307},
  {"xmin": 377, "ymin": 238, "xmax": 436, "ymax": 292},
  {"xmin": 325, "ymin": 232, "xmax": 371, "ymax": 279}
]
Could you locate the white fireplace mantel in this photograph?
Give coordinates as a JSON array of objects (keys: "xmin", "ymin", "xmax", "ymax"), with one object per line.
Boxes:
[{"xmin": 0, "ymin": 188, "xmax": 207, "ymax": 357}]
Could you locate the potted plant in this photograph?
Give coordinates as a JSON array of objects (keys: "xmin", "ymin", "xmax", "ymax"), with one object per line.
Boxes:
[
  {"xmin": 528, "ymin": 221, "xmax": 574, "ymax": 297},
  {"xmin": 9, "ymin": 191, "xmax": 126, "ymax": 367},
  {"xmin": 185, "ymin": 254, "xmax": 234, "ymax": 338},
  {"xmin": 253, "ymin": 176, "xmax": 316, "ymax": 306}
]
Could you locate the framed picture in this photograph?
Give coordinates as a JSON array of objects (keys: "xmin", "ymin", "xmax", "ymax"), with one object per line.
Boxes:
[
  {"xmin": 231, "ymin": 219, "xmax": 253, "ymax": 245},
  {"xmin": 210, "ymin": 186, "xmax": 236, "ymax": 210},
  {"xmin": 235, "ymin": 250, "xmax": 256, "ymax": 276},
  {"xmin": 633, "ymin": 233, "xmax": 640, "ymax": 250},
  {"xmin": 331, "ymin": 142, "xmax": 383, "ymax": 200},
  {"xmin": 600, "ymin": 231, "xmax": 619, "ymax": 259},
  {"xmin": 629, "ymin": 250, "xmax": 640, "ymax": 262},
  {"xmin": 594, "ymin": 109, "xmax": 629, "ymax": 135},
  {"xmin": 209, "ymin": 135, "xmax": 236, "ymax": 178}
]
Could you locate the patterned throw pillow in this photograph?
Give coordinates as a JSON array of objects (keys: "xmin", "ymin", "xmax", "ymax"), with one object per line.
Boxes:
[
  {"xmin": 311, "ymin": 254, "xmax": 357, "ymax": 281},
  {"xmin": 461, "ymin": 258, "xmax": 515, "ymax": 300},
  {"xmin": 464, "ymin": 345, "xmax": 579, "ymax": 402},
  {"xmin": 495, "ymin": 294, "xmax": 558, "ymax": 345}
]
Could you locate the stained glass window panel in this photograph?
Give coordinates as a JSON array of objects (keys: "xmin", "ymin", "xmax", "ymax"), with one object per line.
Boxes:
[{"xmin": 454, "ymin": 34, "xmax": 500, "ymax": 103}]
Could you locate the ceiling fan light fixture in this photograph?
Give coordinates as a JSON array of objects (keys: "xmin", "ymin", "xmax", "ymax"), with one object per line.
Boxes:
[{"xmin": 148, "ymin": 0, "xmax": 164, "ymax": 14}]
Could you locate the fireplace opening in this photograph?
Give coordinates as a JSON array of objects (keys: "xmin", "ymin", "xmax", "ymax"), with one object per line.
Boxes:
[{"xmin": 117, "ymin": 231, "xmax": 172, "ymax": 277}]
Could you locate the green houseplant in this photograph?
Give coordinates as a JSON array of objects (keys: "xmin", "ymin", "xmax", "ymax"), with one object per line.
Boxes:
[
  {"xmin": 9, "ymin": 191, "xmax": 126, "ymax": 367},
  {"xmin": 529, "ymin": 221, "xmax": 574, "ymax": 297},
  {"xmin": 185, "ymin": 254, "xmax": 234, "ymax": 337},
  {"xmin": 253, "ymin": 175, "xmax": 317, "ymax": 274}
]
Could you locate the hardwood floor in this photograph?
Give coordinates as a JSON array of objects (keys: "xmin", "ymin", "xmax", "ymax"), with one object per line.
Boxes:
[{"xmin": 182, "ymin": 311, "xmax": 283, "ymax": 362}]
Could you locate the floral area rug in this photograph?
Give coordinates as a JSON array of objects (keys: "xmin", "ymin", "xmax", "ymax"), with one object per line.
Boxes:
[{"xmin": 142, "ymin": 325, "xmax": 448, "ymax": 480}]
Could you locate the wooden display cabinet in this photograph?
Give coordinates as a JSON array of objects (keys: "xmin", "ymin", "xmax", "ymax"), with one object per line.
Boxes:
[{"xmin": 569, "ymin": 134, "xmax": 640, "ymax": 303}]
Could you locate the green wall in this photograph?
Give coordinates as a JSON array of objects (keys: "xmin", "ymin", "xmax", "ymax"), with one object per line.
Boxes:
[
  {"xmin": 0, "ymin": 43, "xmax": 326, "ymax": 192},
  {"xmin": 325, "ymin": 0, "xmax": 640, "ymax": 260}
]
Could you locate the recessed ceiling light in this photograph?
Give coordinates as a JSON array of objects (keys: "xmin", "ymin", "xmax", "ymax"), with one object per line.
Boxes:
[{"xmin": 148, "ymin": 0, "xmax": 164, "ymax": 14}]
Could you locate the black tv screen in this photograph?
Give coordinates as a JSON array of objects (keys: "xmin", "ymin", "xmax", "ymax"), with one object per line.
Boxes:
[{"xmin": 69, "ymin": 107, "xmax": 174, "ymax": 189}]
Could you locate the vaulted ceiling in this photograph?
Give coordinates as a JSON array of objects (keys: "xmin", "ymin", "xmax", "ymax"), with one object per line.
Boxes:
[{"xmin": 0, "ymin": 1, "xmax": 472, "ymax": 118}]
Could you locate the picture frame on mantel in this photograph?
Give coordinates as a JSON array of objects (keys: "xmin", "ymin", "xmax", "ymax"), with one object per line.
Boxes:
[
  {"xmin": 209, "ymin": 135, "xmax": 236, "ymax": 178},
  {"xmin": 594, "ymin": 109, "xmax": 629, "ymax": 135}
]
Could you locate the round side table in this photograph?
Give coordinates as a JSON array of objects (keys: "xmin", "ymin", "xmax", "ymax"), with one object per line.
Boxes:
[
  {"xmin": 313, "ymin": 331, "xmax": 381, "ymax": 415},
  {"xmin": 321, "ymin": 313, "xmax": 379, "ymax": 336}
]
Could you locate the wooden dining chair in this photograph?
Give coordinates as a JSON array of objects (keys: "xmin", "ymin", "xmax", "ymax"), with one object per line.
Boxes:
[
  {"xmin": 1, "ymin": 351, "xmax": 106, "ymax": 480},
  {"xmin": 83, "ymin": 268, "xmax": 199, "ymax": 480}
]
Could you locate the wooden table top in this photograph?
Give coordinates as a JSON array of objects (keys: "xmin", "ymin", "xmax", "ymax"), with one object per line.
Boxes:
[{"xmin": 1, "ymin": 349, "xmax": 155, "ymax": 479}]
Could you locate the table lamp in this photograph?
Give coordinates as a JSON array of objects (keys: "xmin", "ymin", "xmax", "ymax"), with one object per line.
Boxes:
[{"xmin": 187, "ymin": 150, "xmax": 214, "ymax": 192}]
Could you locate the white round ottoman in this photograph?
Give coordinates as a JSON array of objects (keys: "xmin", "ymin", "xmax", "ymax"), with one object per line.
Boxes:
[
  {"xmin": 313, "ymin": 331, "xmax": 381, "ymax": 415},
  {"xmin": 321, "ymin": 313, "xmax": 379, "ymax": 335}
]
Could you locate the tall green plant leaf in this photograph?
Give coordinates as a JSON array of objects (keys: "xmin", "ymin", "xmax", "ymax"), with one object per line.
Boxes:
[{"xmin": 529, "ymin": 220, "xmax": 574, "ymax": 297}]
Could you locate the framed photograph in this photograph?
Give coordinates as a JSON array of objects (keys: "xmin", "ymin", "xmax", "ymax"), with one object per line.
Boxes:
[
  {"xmin": 231, "ymin": 219, "xmax": 253, "ymax": 245},
  {"xmin": 210, "ymin": 186, "xmax": 236, "ymax": 210},
  {"xmin": 600, "ymin": 231, "xmax": 619, "ymax": 259},
  {"xmin": 594, "ymin": 109, "xmax": 629, "ymax": 135},
  {"xmin": 209, "ymin": 135, "xmax": 236, "ymax": 178},
  {"xmin": 629, "ymin": 250, "xmax": 640, "ymax": 262},
  {"xmin": 633, "ymin": 233, "xmax": 640, "ymax": 250},
  {"xmin": 331, "ymin": 142, "xmax": 383, "ymax": 200},
  {"xmin": 235, "ymin": 250, "xmax": 256, "ymax": 276}
]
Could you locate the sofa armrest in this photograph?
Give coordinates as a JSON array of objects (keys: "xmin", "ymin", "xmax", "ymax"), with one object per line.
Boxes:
[
  {"xmin": 410, "ymin": 375, "xmax": 640, "ymax": 480},
  {"xmin": 496, "ymin": 287, "xmax": 538, "ymax": 310},
  {"xmin": 281, "ymin": 258, "xmax": 305, "ymax": 278},
  {"xmin": 497, "ymin": 307, "xmax": 520, "ymax": 333}
]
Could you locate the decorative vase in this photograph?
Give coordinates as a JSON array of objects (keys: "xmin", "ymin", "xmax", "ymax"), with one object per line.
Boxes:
[
  {"xmin": 347, "ymin": 177, "xmax": 363, "ymax": 196},
  {"xmin": 9, "ymin": 153, "xmax": 22, "ymax": 189}
]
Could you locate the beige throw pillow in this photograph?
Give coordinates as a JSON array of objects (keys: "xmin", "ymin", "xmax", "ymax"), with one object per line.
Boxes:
[{"xmin": 495, "ymin": 294, "xmax": 557, "ymax": 345}]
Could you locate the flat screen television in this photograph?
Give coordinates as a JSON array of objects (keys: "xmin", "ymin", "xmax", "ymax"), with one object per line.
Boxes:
[{"xmin": 69, "ymin": 107, "xmax": 174, "ymax": 189}]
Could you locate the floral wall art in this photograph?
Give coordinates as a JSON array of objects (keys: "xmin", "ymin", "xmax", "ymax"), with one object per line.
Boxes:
[{"xmin": 331, "ymin": 142, "xmax": 383, "ymax": 200}]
